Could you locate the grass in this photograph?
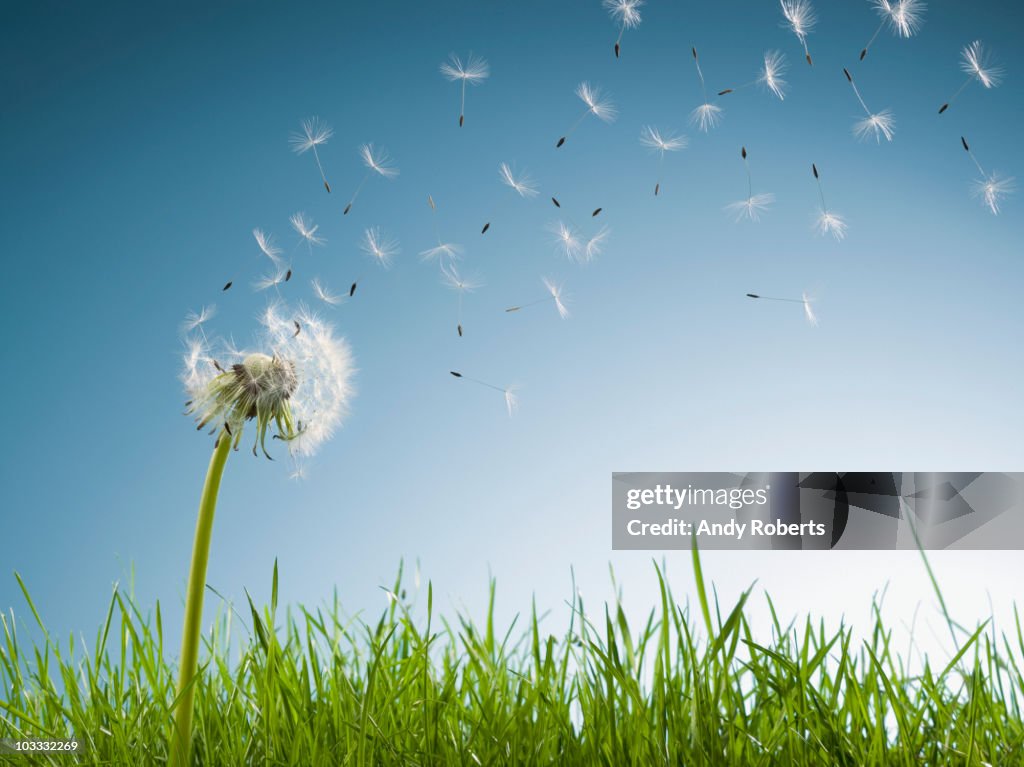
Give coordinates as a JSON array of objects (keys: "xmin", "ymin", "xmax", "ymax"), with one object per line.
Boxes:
[{"xmin": 1, "ymin": 549, "xmax": 1022, "ymax": 766}]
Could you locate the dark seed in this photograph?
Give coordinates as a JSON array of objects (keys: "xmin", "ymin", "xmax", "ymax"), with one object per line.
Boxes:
[
  {"xmin": 592, "ymin": 208, "xmax": 602, "ymax": 217},
  {"xmin": 324, "ymin": 181, "xmax": 331, "ymax": 193},
  {"xmin": 692, "ymin": 47, "xmax": 698, "ymax": 60},
  {"xmin": 222, "ymin": 281, "xmax": 233, "ymax": 291},
  {"xmin": 806, "ymin": 53, "xmax": 813, "ymax": 66},
  {"xmin": 556, "ymin": 137, "xmax": 566, "ymax": 148},
  {"xmin": 481, "ymin": 222, "xmax": 490, "ymax": 234},
  {"xmin": 961, "ymin": 136, "xmax": 970, "ymax": 151},
  {"xmin": 938, "ymin": 103, "xmax": 949, "ymax": 114},
  {"xmin": 457, "ymin": 324, "xmax": 463, "ymax": 337},
  {"xmin": 843, "ymin": 68, "xmax": 852, "ymax": 82},
  {"xmin": 551, "ymin": 197, "xmax": 561, "ymax": 208},
  {"xmin": 285, "ymin": 269, "xmax": 292, "ymax": 282},
  {"xmin": 746, "ymin": 293, "xmax": 760, "ymax": 299},
  {"xmin": 718, "ymin": 89, "xmax": 733, "ymax": 96},
  {"xmin": 450, "ymin": 371, "xmax": 463, "ymax": 378},
  {"xmin": 741, "ymin": 147, "xmax": 747, "ymax": 159},
  {"xmin": 459, "ymin": 114, "xmax": 464, "ymax": 127},
  {"xmin": 343, "ymin": 203, "xmax": 352, "ymax": 215},
  {"xmin": 614, "ymin": 42, "xmax": 620, "ymax": 58},
  {"xmin": 654, "ymin": 183, "xmax": 660, "ymax": 196},
  {"xmin": 349, "ymin": 282, "xmax": 357, "ymax": 297},
  {"xmin": 812, "ymin": 163, "xmax": 819, "ymax": 179},
  {"xmin": 859, "ymin": 48, "xmax": 867, "ymax": 61},
  {"xmin": 293, "ymin": 320, "xmax": 301, "ymax": 337}
]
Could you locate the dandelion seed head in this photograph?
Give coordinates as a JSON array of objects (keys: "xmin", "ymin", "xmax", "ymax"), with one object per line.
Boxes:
[
  {"xmin": 498, "ymin": 162, "xmax": 539, "ymax": 198},
  {"xmin": 726, "ymin": 193, "xmax": 776, "ymax": 222},
  {"xmin": 359, "ymin": 143, "xmax": 399, "ymax": 179},
  {"xmin": 781, "ymin": 0, "xmax": 816, "ymax": 41},
  {"xmin": 542, "ymin": 277, "xmax": 570, "ymax": 319},
  {"xmin": 440, "ymin": 53, "xmax": 490, "ymax": 84},
  {"xmin": 816, "ymin": 210, "xmax": 848, "ymax": 240},
  {"xmin": 689, "ymin": 103, "xmax": 723, "ymax": 132},
  {"xmin": 182, "ymin": 301, "xmax": 354, "ymax": 460},
  {"xmin": 971, "ymin": 172, "xmax": 1015, "ymax": 215},
  {"xmin": 639, "ymin": 126, "xmax": 688, "ymax": 154},
  {"xmin": 576, "ymin": 82, "xmax": 618, "ymax": 122},
  {"xmin": 289, "ymin": 212, "xmax": 325, "ymax": 246},
  {"xmin": 603, "ymin": 0, "xmax": 643, "ymax": 28},
  {"xmin": 759, "ymin": 51, "xmax": 788, "ymax": 100},
  {"xmin": 290, "ymin": 117, "xmax": 333, "ymax": 154},
  {"xmin": 854, "ymin": 110, "xmax": 896, "ymax": 142},
  {"xmin": 361, "ymin": 226, "xmax": 400, "ymax": 268},
  {"xmin": 253, "ymin": 228, "xmax": 282, "ymax": 262},
  {"xmin": 961, "ymin": 40, "xmax": 1002, "ymax": 89}
]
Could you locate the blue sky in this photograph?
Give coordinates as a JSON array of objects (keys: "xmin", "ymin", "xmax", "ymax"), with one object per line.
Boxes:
[{"xmin": 1, "ymin": 0, "xmax": 1022, "ymax": 657}]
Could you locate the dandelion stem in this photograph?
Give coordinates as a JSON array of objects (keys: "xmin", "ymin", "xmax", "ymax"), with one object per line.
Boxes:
[
  {"xmin": 861, "ymin": 20, "xmax": 884, "ymax": 59},
  {"xmin": 170, "ymin": 431, "xmax": 232, "ymax": 767}
]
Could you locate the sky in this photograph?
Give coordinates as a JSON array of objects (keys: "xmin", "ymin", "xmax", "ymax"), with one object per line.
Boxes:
[{"xmin": 1, "ymin": 0, "xmax": 1023, "ymax": 663}]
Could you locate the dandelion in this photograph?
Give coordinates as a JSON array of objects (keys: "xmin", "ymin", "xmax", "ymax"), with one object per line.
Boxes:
[
  {"xmin": 172, "ymin": 302, "xmax": 354, "ymax": 766},
  {"xmin": 718, "ymin": 51, "xmax": 788, "ymax": 101},
  {"xmin": 449, "ymin": 371, "xmax": 518, "ymax": 417},
  {"xmin": 780, "ymin": 0, "xmax": 816, "ymax": 66},
  {"xmin": 811, "ymin": 163, "xmax": 848, "ymax": 240},
  {"xmin": 726, "ymin": 146, "xmax": 775, "ymax": 222},
  {"xmin": 961, "ymin": 136, "xmax": 1015, "ymax": 215},
  {"xmin": 604, "ymin": 0, "xmax": 644, "ymax": 59},
  {"xmin": 440, "ymin": 52, "xmax": 490, "ymax": 127},
  {"xmin": 845, "ymin": 68, "xmax": 895, "ymax": 142},
  {"xmin": 556, "ymin": 82, "xmax": 617, "ymax": 148},
  {"xmin": 939, "ymin": 41, "xmax": 1003, "ymax": 114},
  {"xmin": 746, "ymin": 291, "xmax": 819, "ymax": 326},
  {"xmin": 343, "ymin": 143, "xmax": 399, "ymax": 216},
  {"xmin": 689, "ymin": 47, "xmax": 723, "ymax": 132},
  {"xmin": 506, "ymin": 277, "xmax": 570, "ymax": 319},
  {"xmin": 311, "ymin": 277, "xmax": 344, "ymax": 306},
  {"xmin": 482, "ymin": 162, "xmax": 539, "ymax": 234},
  {"xmin": 639, "ymin": 126, "xmax": 688, "ymax": 195},
  {"xmin": 441, "ymin": 264, "xmax": 482, "ymax": 337},
  {"xmin": 859, "ymin": 0, "xmax": 925, "ymax": 61},
  {"xmin": 289, "ymin": 117, "xmax": 333, "ymax": 193},
  {"xmin": 289, "ymin": 212, "xmax": 325, "ymax": 258}
]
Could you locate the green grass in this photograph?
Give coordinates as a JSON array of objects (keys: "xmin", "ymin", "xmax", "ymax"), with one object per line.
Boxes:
[{"xmin": 2, "ymin": 550, "xmax": 1022, "ymax": 766}]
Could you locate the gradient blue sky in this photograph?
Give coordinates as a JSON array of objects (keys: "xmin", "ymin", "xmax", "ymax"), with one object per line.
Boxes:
[{"xmin": 2, "ymin": 0, "xmax": 1022, "ymax": 657}]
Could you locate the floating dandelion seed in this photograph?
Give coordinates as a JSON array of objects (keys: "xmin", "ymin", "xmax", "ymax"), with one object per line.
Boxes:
[
  {"xmin": 780, "ymin": 0, "xmax": 816, "ymax": 66},
  {"xmin": 584, "ymin": 226, "xmax": 610, "ymax": 262},
  {"xmin": 556, "ymin": 82, "xmax": 617, "ymax": 148},
  {"xmin": 361, "ymin": 226, "xmax": 400, "ymax": 268},
  {"xmin": 343, "ymin": 143, "xmax": 399, "ymax": 216},
  {"xmin": 253, "ymin": 228, "xmax": 282, "ymax": 263},
  {"xmin": 550, "ymin": 221, "xmax": 583, "ymax": 262},
  {"xmin": 746, "ymin": 291, "xmax": 819, "ymax": 327},
  {"xmin": 640, "ymin": 126, "xmax": 687, "ymax": 195},
  {"xmin": 689, "ymin": 47, "xmax": 723, "ymax": 132},
  {"xmin": 726, "ymin": 146, "xmax": 775, "ymax": 222},
  {"xmin": 811, "ymin": 163, "xmax": 848, "ymax": 240},
  {"xmin": 254, "ymin": 266, "xmax": 289, "ymax": 293},
  {"xmin": 845, "ymin": 68, "xmax": 895, "ymax": 142},
  {"xmin": 440, "ymin": 52, "xmax": 490, "ymax": 127},
  {"xmin": 961, "ymin": 136, "xmax": 1015, "ymax": 215},
  {"xmin": 441, "ymin": 264, "xmax": 482, "ymax": 337},
  {"xmin": 289, "ymin": 212, "xmax": 325, "ymax": 256},
  {"xmin": 182, "ymin": 305, "xmax": 217, "ymax": 335},
  {"xmin": 173, "ymin": 300, "xmax": 354, "ymax": 765},
  {"xmin": 222, "ymin": 281, "xmax": 233, "ymax": 291},
  {"xmin": 419, "ymin": 241, "xmax": 463, "ymax": 267},
  {"xmin": 506, "ymin": 277, "xmax": 570, "ymax": 319},
  {"xmin": 604, "ymin": 0, "xmax": 643, "ymax": 59},
  {"xmin": 289, "ymin": 117, "xmax": 333, "ymax": 193},
  {"xmin": 719, "ymin": 51, "xmax": 788, "ymax": 101},
  {"xmin": 939, "ymin": 41, "xmax": 1003, "ymax": 114},
  {"xmin": 311, "ymin": 277, "xmax": 344, "ymax": 306},
  {"xmin": 449, "ymin": 371, "xmax": 518, "ymax": 417},
  {"xmin": 482, "ymin": 162, "xmax": 539, "ymax": 234},
  {"xmin": 860, "ymin": 0, "xmax": 925, "ymax": 61}
]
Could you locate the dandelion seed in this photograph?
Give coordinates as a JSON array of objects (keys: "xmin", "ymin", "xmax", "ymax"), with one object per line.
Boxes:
[
  {"xmin": 860, "ymin": 0, "xmax": 925, "ymax": 60},
  {"xmin": 726, "ymin": 146, "xmax": 775, "ymax": 222},
  {"xmin": 222, "ymin": 281, "xmax": 233, "ymax": 291},
  {"xmin": 361, "ymin": 227, "xmax": 400, "ymax": 268},
  {"xmin": 604, "ymin": 0, "xmax": 644, "ymax": 59},
  {"xmin": 419, "ymin": 242, "xmax": 463, "ymax": 267},
  {"xmin": 746, "ymin": 291, "xmax": 819, "ymax": 326},
  {"xmin": 939, "ymin": 41, "xmax": 1003, "ymax": 114},
  {"xmin": 253, "ymin": 228, "xmax": 282, "ymax": 263},
  {"xmin": 780, "ymin": 0, "xmax": 816, "ymax": 65},
  {"xmin": 442, "ymin": 264, "xmax": 481, "ymax": 337},
  {"xmin": 719, "ymin": 51, "xmax": 788, "ymax": 101},
  {"xmin": 311, "ymin": 277, "xmax": 343, "ymax": 306},
  {"xmin": 639, "ymin": 126, "xmax": 687, "ymax": 196},
  {"xmin": 289, "ymin": 117, "xmax": 333, "ymax": 193},
  {"xmin": 689, "ymin": 47, "xmax": 723, "ymax": 132},
  {"xmin": 552, "ymin": 197, "xmax": 561, "ymax": 208},
  {"xmin": 289, "ymin": 212, "xmax": 325, "ymax": 256},
  {"xmin": 506, "ymin": 277, "xmax": 570, "ymax": 319},
  {"xmin": 961, "ymin": 136, "xmax": 1015, "ymax": 215},
  {"xmin": 344, "ymin": 143, "xmax": 399, "ymax": 216},
  {"xmin": 592, "ymin": 208, "xmax": 603, "ymax": 217},
  {"xmin": 254, "ymin": 266, "xmax": 288, "ymax": 292},
  {"xmin": 584, "ymin": 226, "xmax": 610, "ymax": 262},
  {"xmin": 845, "ymin": 68, "xmax": 895, "ymax": 142},
  {"xmin": 440, "ymin": 53, "xmax": 490, "ymax": 127},
  {"xmin": 811, "ymin": 163, "xmax": 848, "ymax": 240},
  {"xmin": 550, "ymin": 221, "xmax": 582, "ymax": 262},
  {"xmin": 182, "ymin": 305, "xmax": 217, "ymax": 334},
  {"xmin": 449, "ymin": 371, "xmax": 519, "ymax": 417},
  {"xmin": 556, "ymin": 82, "xmax": 617, "ymax": 148},
  {"xmin": 483, "ymin": 163, "xmax": 539, "ymax": 234}
]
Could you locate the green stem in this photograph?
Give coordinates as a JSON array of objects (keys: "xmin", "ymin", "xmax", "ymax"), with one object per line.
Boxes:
[{"xmin": 170, "ymin": 432, "xmax": 232, "ymax": 767}]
